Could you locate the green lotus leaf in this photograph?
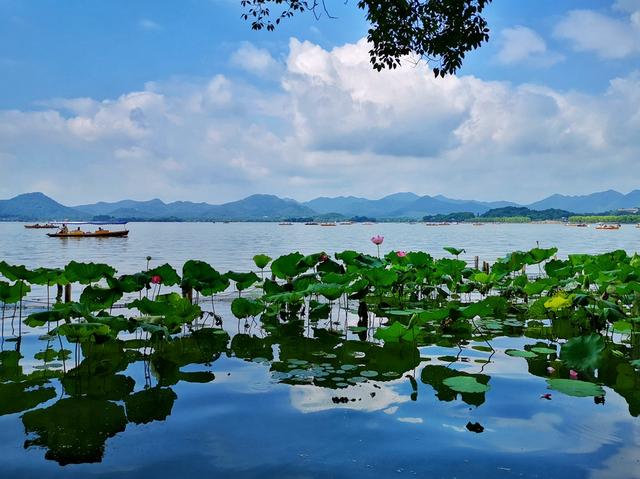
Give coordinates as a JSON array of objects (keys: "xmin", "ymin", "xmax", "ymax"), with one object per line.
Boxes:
[
  {"xmin": 308, "ymin": 300, "xmax": 330, "ymax": 320},
  {"xmin": 24, "ymin": 309, "xmax": 67, "ymax": 327},
  {"xmin": 374, "ymin": 322, "xmax": 421, "ymax": 343},
  {"xmin": 0, "ymin": 280, "xmax": 30, "ymax": 304},
  {"xmin": 531, "ymin": 346, "xmax": 557, "ymax": 355},
  {"xmin": 79, "ymin": 285, "xmax": 123, "ymax": 310},
  {"xmin": 253, "ymin": 254, "xmax": 272, "ymax": 270},
  {"xmin": 225, "ymin": 271, "xmax": 260, "ymax": 291},
  {"xmin": 528, "ymin": 247, "xmax": 558, "ymax": 264},
  {"xmin": 0, "ymin": 261, "xmax": 34, "ymax": 281},
  {"xmin": 443, "ymin": 247, "xmax": 465, "ymax": 257},
  {"xmin": 107, "ymin": 273, "xmax": 149, "ymax": 293},
  {"xmin": 546, "ymin": 379, "xmax": 605, "ymax": 397},
  {"xmin": 63, "ymin": 261, "xmax": 116, "ymax": 284},
  {"xmin": 271, "ymin": 252, "xmax": 306, "ymax": 279},
  {"xmin": 53, "ymin": 322, "xmax": 112, "ymax": 342},
  {"xmin": 442, "ymin": 376, "xmax": 490, "ymax": 393},
  {"xmin": 560, "ymin": 334, "xmax": 605, "ymax": 370},
  {"xmin": 147, "ymin": 263, "xmax": 181, "ymax": 286},
  {"xmin": 182, "ymin": 260, "xmax": 229, "ymax": 295},
  {"xmin": 306, "ymin": 283, "xmax": 344, "ymax": 301},
  {"xmin": 364, "ymin": 267, "xmax": 398, "ymax": 288},
  {"xmin": 27, "ymin": 267, "xmax": 67, "ymax": 285},
  {"xmin": 231, "ymin": 297, "xmax": 264, "ymax": 319},
  {"xmin": 613, "ymin": 321, "xmax": 633, "ymax": 333},
  {"xmin": 405, "ymin": 251, "xmax": 433, "ymax": 267},
  {"xmin": 505, "ymin": 349, "xmax": 538, "ymax": 358}
]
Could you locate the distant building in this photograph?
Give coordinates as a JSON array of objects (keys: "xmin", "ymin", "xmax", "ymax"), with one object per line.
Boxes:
[{"xmin": 617, "ymin": 208, "xmax": 639, "ymax": 214}]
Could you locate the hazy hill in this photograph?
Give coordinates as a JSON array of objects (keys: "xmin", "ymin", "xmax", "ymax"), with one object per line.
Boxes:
[
  {"xmin": 527, "ymin": 189, "xmax": 640, "ymax": 213},
  {"xmin": 0, "ymin": 192, "xmax": 84, "ymax": 221},
  {"xmin": 304, "ymin": 192, "xmax": 420, "ymax": 217}
]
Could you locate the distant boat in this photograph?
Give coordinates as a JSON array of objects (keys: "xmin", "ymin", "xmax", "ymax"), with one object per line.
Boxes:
[
  {"xmin": 320, "ymin": 222, "xmax": 337, "ymax": 226},
  {"xmin": 304, "ymin": 222, "xmax": 319, "ymax": 225},
  {"xmin": 595, "ymin": 224, "xmax": 620, "ymax": 230},
  {"xmin": 278, "ymin": 222, "xmax": 293, "ymax": 226},
  {"xmin": 338, "ymin": 221, "xmax": 353, "ymax": 225},
  {"xmin": 24, "ymin": 223, "xmax": 57, "ymax": 229},
  {"xmin": 472, "ymin": 222, "xmax": 484, "ymax": 226}
]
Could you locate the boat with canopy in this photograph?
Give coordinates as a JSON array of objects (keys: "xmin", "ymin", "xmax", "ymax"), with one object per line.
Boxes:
[{"xmin": 47, "ymin": 221, "xmax": 129, "ymax": 238}]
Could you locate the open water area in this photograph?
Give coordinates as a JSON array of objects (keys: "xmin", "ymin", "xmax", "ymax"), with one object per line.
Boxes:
[{"xmin": 0, "ymin": 221, "xmax": 639, "ymax": 478}]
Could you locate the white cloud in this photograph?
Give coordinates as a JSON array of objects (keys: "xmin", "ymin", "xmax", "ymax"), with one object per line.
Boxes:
[
  {"xmin": 495, "ymin": 26, "xmax": 563, "ymax": 67},
  {"xmin": 230, "ymin": 42, "xmax": 281, "ymax": 77},
  {"xmin": 1, "ymin": 38, "xmax": 640, "ymax": 204},
  {"xmin": 139, "ymin": 19, "xmax": 161, "ymax": 31},
  {"xmin": 555, "ymin": 8, "xmax": 640, "ymax": 59}
]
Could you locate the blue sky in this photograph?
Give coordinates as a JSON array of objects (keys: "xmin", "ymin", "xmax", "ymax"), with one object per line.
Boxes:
[{"xmin": 1, "ymin": 0, "xmax": 639, "ymax": 204}]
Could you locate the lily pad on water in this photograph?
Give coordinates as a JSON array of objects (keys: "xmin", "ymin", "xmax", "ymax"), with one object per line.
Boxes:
[
  {"xmin": 531, "ymin": 347, "xmax": 557, "ymax": 355},
  {"xmin": 546, "ymin": 379, "xmax": 605, "ymax": 398},
  {"xmin": 442, "ymin": 376, "xmax": 490, "ymax": 393},
  {"xmin": 505, "ymin": 349, "xmax": 537, "ymax": 358}
]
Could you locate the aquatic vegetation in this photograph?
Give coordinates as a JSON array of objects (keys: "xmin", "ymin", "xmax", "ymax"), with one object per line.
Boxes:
[{"xmin": 0, "ymin": 246, "xmax": 639, "ymax": 465}]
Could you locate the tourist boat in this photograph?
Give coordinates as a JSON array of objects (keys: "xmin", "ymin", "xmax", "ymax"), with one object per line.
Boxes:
[
  {"xmin": 472, "ymin": 222, "xmax": 484, "ymax": 226},
  {"xmin": 24, "ymin": 223, "xmax": 58, "ymax": 229},
  {"xmin": 338, "ymin": 221, "xmax": 353, "ymax": 225},
  {"xmin": 595, "ymin": 224, "xmax": 621, "ymax": 230},
  {"xmin": 278, "ymin": 222, "xmax": 293, "ymax": 226},
  {"xmin": 47, "ymin": 221, "xmax": 129, "ymax": 238},
  {"xmin": 304, "ymin": 222, "xmax": 319, "ymax": 225},
  {"xmin": 320, "ymin": 222, "xmax": 337, "ymax": 226},
  {"xmin": 565, "ymin": 223, "xmax": 588, "ymax": 227}
]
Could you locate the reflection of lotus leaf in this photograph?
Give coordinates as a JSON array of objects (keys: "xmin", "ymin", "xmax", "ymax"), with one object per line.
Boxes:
[
  {"xmin": 22, "ymin": 397, "xmax": 127, "ymax": 465},
  {"xmin": 561, "ymin": 334, "xmax": 605, "ymax": 370},
  {"xmin": 125, "ymin": 387, "xmax": 177, "ymax": 424},
  {"xmin": 546, "ymin": 379, "xmax": 605, "ymax": 397},
  {"xmin": 0, "ymin": 381, "xmax": 56, "ymax": 416}
]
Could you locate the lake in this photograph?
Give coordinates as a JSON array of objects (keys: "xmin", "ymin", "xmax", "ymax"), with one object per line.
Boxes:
[{"xmin": 0, "ymin": 221, "xmax": 639, "ymax": 478}]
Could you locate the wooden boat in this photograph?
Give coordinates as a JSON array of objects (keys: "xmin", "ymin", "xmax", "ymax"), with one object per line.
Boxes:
[
  {"xmin": 304, "ymin": 222, "xmax": 319, "ymax": 225},
  {"xmin": 278, "ymin": 222, "xmax": 293, "ymax": 226},
  {"xmin": 47, "ymin": 221, "xmax": 129, "ymax": 238},
  {"xmin": 24, "ymin": 223, "xmax": 58, "ymax": 229},
  {"xmin": 566, "ymin": 223, "xmax": 588, "ymax": 227},
  {"xmin": 48, "ymin": 229, "xmax": 129, "ymax": 238},
  {"xmin": 595, "ymin": 224, "xmax": 621, "ymax": 230}
]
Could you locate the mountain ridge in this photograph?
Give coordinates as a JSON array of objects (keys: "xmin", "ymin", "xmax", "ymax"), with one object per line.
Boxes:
[{"xmin": 1, "ymin": 189, "xmax": 639, "ymax": 221}]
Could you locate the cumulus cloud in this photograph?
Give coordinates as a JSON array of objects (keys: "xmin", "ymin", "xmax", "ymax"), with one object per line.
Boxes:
[
  {"xmin": 230, "ymin": 42, "xmax": 281, "ymax": 77},
  {"xmin": 555, "ymin": 7, "xmax": 640, "ymax": 59},
  {"xmin": 1, "ymin": 38, "xmax": 639, "ymax": 204},
  {"xmin": 495, "ymin": 26, "xmax": 563, "ymax": 67}
]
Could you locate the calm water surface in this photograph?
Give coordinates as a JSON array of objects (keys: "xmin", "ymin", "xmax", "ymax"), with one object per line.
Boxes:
[{"xmin": 0, "ymin": 222, "xmax": 639, "ymax": 478}]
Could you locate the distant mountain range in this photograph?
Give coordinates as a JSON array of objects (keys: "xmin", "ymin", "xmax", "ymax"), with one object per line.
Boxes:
[{"xmin": 1, "ymin": 189, "xmax": 639, "ymax": 221}]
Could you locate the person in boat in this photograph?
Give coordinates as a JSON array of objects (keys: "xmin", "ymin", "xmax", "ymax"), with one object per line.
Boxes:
[{"xmin": 60, "ymin": 224, "xmax": 69, "ymax": 234}]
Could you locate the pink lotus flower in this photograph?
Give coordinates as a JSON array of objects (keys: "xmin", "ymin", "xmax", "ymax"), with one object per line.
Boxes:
[
  {"xmin": 151, "ymin": 275, "xmax": 162, "ymax": 284},
  {"xmin": 396, "ymin": 251, "xmax": 407, "ymax": 258},
  {"xmin": 546, "ymin": 366, "xmax": 555, "ymax": 374},
  {"xmin": 569, "ymin": 369, "xmax": 578, "ymax": 379},
  {"xmin": 371, "ymin": 235, "xmax": 384, "ymax": 245},
  {"xmin": 319, "ymin": 254, "xmax": 329, "ymax": 262},
  {"xmin": 540, "ymin": 393, "xmax": 552, "ymax": 400}
]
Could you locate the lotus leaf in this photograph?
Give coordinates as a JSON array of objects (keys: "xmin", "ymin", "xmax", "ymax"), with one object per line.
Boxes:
[
  {"xmin": 271, "ymin": 252, "xmax": 306, "ymax": 279},
  {"xmin": 64, "ymin": 261, "xmax": 116, "ymax": 284},
  {"xmin": 147, "ymin": 263, "xmax": 181, "ymax": 286},
  {"xmin": 225, "ymin": 271, "xmax": 260, "ymax": 291},
  {"xmin": 231, "ymin": 297, "xmax": 264, "ymax": 319},
  {"xmin": 505, "ymin": 349, "xmax": 537, "ymax": 358},
  {"xmin": 253, "ymin": 254, "xmax": 272, "ymax": 270},
  {"xmin": 442, "ymin": 376, "xmax": 490, "ymax": 393},
  {"xmin": 546, "ymin": 379, "xmax": 605, "ymax": 397}
]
